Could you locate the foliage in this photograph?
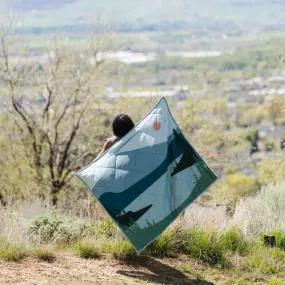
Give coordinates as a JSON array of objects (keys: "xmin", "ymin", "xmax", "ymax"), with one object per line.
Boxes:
[
  {"xmin": 74, "ymin": 239, "xmax": 101, "ymax": 259},
  {"xmin": 268, "ymin": 96, "xmax": 285, "ymax": 120},
  {"xmin": 280, "ymin": 131, "xmax": 285, "ymax": 150},
  {"xmin": 34, "ymin": 247, "xmax": 56, "ymax": 262},
  {"xmin": 28, "ymin": 212, "xmax": 93, "ymax": 244},
  {"xmin": 268, "ymin": 277, "xmax": 284, "ymax": 285},
  {"xmin": 96, "ymin": 217, "xmax": 116, "ymax": 238},
  {"xmin": 222, "ymin": 174, "xmax": 257, "ymax": 203},
  {"xmin": 245, "ymin": 247, "xmax": 282, "ymax": 274},
  {"xmin": 232, "ymin": 182, "xmax": 285, "ymax": 238},
  {"xmin": 220, "ymin": 227, "xmax": 250, "ymax": 255},
  {"xmin": 258, "ymin": 159, "xmax": 285, "ymax": 186},
  {"xmin": 146, "ymin": 229, "xmax": 177, "ymax": 257},
  {"xmin": 0, "ymin": 237, "xmax": 27, "ymax": 262},
  {"xmin": 102, "ymin": 240, "xmax": 137, "ymax": 260},
  {"xmin": 185, "ymin": 228, "xmax": 226, "ymax": 266},
  {"xmin": 0, "ymin": 19, "xmax": 111, "ymax": 204},
  {"xmin": 268, "ymin": 230, "xmax": 285, "ymax": 251},
  {"xmin": 245, "ymin": 128, "xmax": 260, "ymax": 155},
  {"xmin": 264, "ymin": 139, "xmax": 277, "ymax": 152}
]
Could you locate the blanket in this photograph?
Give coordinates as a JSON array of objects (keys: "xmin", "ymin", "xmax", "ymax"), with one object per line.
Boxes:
[{"xmin": 76, "ymin": 97, "xmax": 217, "ymax": 252}]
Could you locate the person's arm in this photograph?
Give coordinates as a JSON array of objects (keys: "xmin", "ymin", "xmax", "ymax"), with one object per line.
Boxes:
[{"xmin": 96, "ymin": 140, "xmax": 111, "ymax": 159}]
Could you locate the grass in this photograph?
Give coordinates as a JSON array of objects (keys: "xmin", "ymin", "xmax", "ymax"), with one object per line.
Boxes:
[
  {"xmin": 102, "ymin": 240, "xmax": 136, "ymax": 260},
  {"xmin": 34, "ymin": 247, "xmax": 56, "ymax": 262},
  {"xmin": 145, "ymin": 229, "xmax": 177, "ymax": 257},
  {"xmin": 74, "ymin": 239, "xmax": 102, "ymax": 259},
  {"xmin": 268, "ymin": 277, "xmax": 284, "ymax": 285},
  {"xmin": 185, "ymin": 229, "xmax": 227, "ymax": 266},
  {"xmin": 245, "ymin": 247, "xmax": 283, "ymax": 275},
  {"xmin": 268, "ymin": 230, "xmax": 285, "ymax": 251},
  {"xmin": 0, "ymin": 238, "xmax": 27, "ymax": 262},
  {"xmin": 221, "ymin": 227, "xmax": 251, "ymax": 255}
]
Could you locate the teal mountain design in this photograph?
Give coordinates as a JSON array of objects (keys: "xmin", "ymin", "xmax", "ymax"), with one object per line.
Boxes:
[{"xmin": 98, "ymin": 128, "xmax": 202, "ymax": 219}]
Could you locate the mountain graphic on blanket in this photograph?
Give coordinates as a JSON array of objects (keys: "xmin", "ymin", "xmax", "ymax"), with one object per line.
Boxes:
[{"xmin": 76, "ymin": 97, "xmax": 217, "ymax": 252}]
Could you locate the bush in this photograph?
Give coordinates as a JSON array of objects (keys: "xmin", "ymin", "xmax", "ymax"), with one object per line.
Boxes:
[
  {"xmin": 185, "ymin": 229, "xmax": 226, "ymax": 266},
  {"xmin": 232, "ymin": 182, "xmax": 285, "ymax": 238},
  {"xmin": 223, "ymin": 174, "xmax": 257, "ymax": 203},
  {"xmin": 102, "ymin": 240, "xmax": 136, "ymax": 260},
  {"xmin": 258, "ymin": 160, "xmax": 285, "ymax": 186},
  {"xmin": 220, "ymin": 227, "xmax": 250, "ymax": 255},
  {"xmin": 268, "ymin": 230, "xmax": 285, "ymax": 251},
  {"xmin": 146, "ymin": 229, "xmax": 177, "ymax": 257},
  {"xmin": 264, "ymin": 139, "xmax": 277, "ymax": 152},
  {"xmin": 34, "ymin": 247, "xmax": 56, "ymax": 262},
  {"xmin": 268, "ymin": 277, "xmax": 284, "ymax": 285},
  {"xmin": 75, "ymin": 239, "xmax": 101, "ymax": 259},
  {"xmin": 96, "ymin": 217, "xmax": 116, "ymax": 238},
  {"xmin": 0, "ymin": 238, "xmax": 26, "ymax": 262},
  {"xmin": 245, "ymin": 247, "xmax": 280, "ymax": 274},
  {"xmin": 28, "ymin": 212, "xmax": 93, "ymax": 244}
]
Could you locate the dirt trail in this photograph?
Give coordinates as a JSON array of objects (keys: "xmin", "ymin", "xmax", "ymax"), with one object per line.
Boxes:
[{"xmin": 0, "ymin": 254, "xmax": 216, "ymax": 285}]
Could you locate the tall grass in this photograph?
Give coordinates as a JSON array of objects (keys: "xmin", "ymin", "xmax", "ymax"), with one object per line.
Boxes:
[
  {"xmin": 220, "ymin": 227, "xmax": 251, "ymax": 255},
  {"xmin": 74, "ymin": 239, "xmax": 102, "ymax": 259},
  {"xmin": 232, "ymin": 182, "xmax": 285, "ymax": 238},
  {"xmin": 34, "ymin": 247, "xmax": 56, "ymax": 262},
  {"xmin": 102, "ymin": 240, "xmax": 136, "ymax": 260},
  {"xmin": 0, "ymin": 237, "xmax": 27, "ymax": 262}
]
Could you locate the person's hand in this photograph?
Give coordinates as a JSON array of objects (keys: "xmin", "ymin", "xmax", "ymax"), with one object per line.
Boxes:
[{"xmin": 102, "ymin": 140, "xmax": 111, "ymax": 152}]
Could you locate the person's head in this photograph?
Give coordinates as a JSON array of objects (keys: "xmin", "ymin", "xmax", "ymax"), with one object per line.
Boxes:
[{"xmin": 112, "ymin": 114, "xmax": 134, "ymax": 138}]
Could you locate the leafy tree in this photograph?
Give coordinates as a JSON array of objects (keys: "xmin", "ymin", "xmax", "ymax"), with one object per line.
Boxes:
[
  {"xmin": 246, "ymin": 128, "xmax": 259, "ymax": 155},
  {"xmin": 0, "ymin": 17, "xmax": 111, "ymax": 204}
]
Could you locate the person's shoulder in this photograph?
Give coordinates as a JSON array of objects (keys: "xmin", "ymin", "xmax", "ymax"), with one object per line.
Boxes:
[{"xmin": 105, "ymin": 136, "xmax": 119, "ymax": 148}]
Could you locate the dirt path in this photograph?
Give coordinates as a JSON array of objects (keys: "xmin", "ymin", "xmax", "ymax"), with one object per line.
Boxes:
[{"xmin": 0, "ymin": 254, "xmax": 216, "ymax": 285}]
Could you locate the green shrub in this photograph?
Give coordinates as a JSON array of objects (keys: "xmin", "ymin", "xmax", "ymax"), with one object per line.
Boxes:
[
  {"xmin": 232, "ymin": 183, "xmax": 285, "ymax": 238},
  {"xmin": 220, "ymin": 227, "xmax": 250, "ymax": 255},
  {"xmin": 102, "ymin": 240, "xmax": 136, "ymax": 260},
  {"xmin": 185, "ymin": 229, "xmax": 226, "ymax": 266},
  {"xmin": 268, "ymin": 230, "xmax": 285, "ymax": 251},
  {"xmin": 264, "ymin": 139, "xmax": 277, "ymax": 152},
  {"xmin": 96, "ymin": 217, "xmax": 116, "ymax": 238},
  {"xmin": 34, "ymin": 247, "xmax": 56, "ymax": 262},
  {"xmin": 268, "ymin": 277, "xmax": 284, "ymax": 285},
  {"xmin": 257, "ymin": 160, "xmax": 285, "ymax": 186},
  {"xmin": 28, "ymin": 212, "xmax": 93, "ymax": 244},
  {"xmin": 0, "ymin": 238, "xmax": 26, "ymax": 262},
  {"xmin": 146, "ymin": 229, "xmax": 177, "ymax": 257},
  {"xmin": 75, "ymin": 239, "xmax": 101, "ymax": 259},
  {"xmin": 223, "ymin": 174, "xmax": 257, "ymax": 203},
  {"xmin": 246, "ymin": 247, "xmax": 280, "ymax": 274}
]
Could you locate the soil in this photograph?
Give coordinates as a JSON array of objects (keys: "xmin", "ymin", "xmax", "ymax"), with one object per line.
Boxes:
[{"xmin": 0, "ymin": 254, "xmax": 216, "ymax": 285}]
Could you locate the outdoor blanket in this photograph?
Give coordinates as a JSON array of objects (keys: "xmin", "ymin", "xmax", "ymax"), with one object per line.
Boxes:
[{"xmin": 76, "ymin": 97, "xmax": 217, "ymax": 252}]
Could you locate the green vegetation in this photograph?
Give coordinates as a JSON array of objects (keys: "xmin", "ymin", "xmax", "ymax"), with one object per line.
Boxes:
[
  {"xmin": 28, "ymin": 212, "xmax": 94, "ymax": 245},
  {"xmin": 102, "ymin": 240, "xmax": 137, "ymax": 260},
  {"xmin": 0, "ymin": 7, "xmax": 285, "ymax": 284},
  {"xmin": 96, "ymin": 218, "xmax": 116, "ymax": 238},
  {"xmin": 220, "ymin": 227, "xmax": 250, "ymax": 255},
  {"xmin": 268, "ymin": 230, "xmax": 285, "ymax": 251},
  {"xmin": 74, "ymin": 240, "xmax": 102, "ymax": 259},
  {"xmin": 34, "ymin": 247, "xmax": 56, "ymax": 262},
  {"xmin": 0, "ymin": 238, "xmax": 26, "ymax": 262}
]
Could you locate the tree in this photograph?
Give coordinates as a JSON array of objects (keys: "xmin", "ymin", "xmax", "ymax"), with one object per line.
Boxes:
[
  {"xmin": 0, "ymin": 17, "xmax": 112, "ymax": 205},
  {"xmin": 246, "ymin": 128, "xmax": 260, "ymax": 155}
]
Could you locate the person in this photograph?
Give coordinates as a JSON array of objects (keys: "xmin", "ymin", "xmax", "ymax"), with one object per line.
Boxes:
[
  {"xmin": 96, "ymin": 114, "xmax": 135, "ymax": 158},
  {"xmin": 96, "ymin": 114, "xmax": 135, "ymax": 240}
]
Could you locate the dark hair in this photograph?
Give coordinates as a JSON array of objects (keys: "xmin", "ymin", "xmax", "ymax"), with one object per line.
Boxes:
[{"xmin": 112, "ymin": 114, "xmax": 134, "ymax": 138}]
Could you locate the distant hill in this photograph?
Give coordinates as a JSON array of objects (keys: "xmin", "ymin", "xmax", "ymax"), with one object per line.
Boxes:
[
  {"xmin": 1, "ymin": 0, "xmax": 285, "ymax": 33},
  {"xmin": 12, "ymin": 0, "xmax": 77, "ymax": 11}
]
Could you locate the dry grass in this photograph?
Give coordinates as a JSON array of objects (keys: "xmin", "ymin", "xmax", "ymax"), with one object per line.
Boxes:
[
  {"xmin": 74, "ymin": 239, "xmax": 102, "ymax": 259},
  {"xmin": 34, "ymin": 247, "xmax": 56, "ymax": 262}
]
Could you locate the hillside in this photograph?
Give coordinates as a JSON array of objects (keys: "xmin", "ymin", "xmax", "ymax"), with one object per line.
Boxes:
[{"xmin": 1, "ymin": 0, "xmax": 285, "ymax": 32}]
